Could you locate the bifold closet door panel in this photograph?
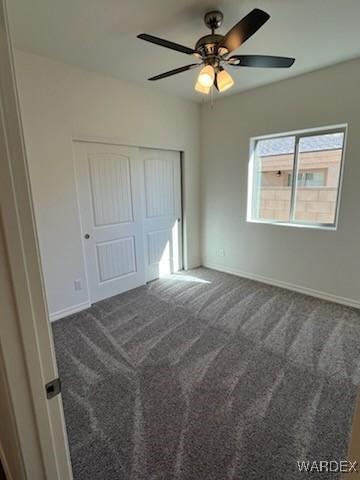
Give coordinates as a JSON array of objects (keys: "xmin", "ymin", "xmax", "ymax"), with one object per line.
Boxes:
[
  {"xmin": 74, "ymin": 141, "xmax": 146, "ymax": 302},
  {"xmin": 141, "ymin": 148, "xmax": 182, "ymax": 282}
]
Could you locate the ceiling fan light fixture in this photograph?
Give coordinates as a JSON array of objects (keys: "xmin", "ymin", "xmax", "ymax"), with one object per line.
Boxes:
[
  {"xmin": 194, "ymin": 80, "xmax": 211, "ymax": 94},
  {"xmin": 216, "ymin": 68, "xmax": 234, "ymax": 92},
  {"xmin": 138, "ymin": 8, "xmax": 295, "ymax": 95},
  {"xmin": 217, "ymin": 46, "xmax": 229, "ymax": 57},
  {"xmin": 197, "ymin": 65, "xmax": 215, "ymax": 87}
]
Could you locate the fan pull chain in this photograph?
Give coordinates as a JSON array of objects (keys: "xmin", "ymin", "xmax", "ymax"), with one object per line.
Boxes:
[{"xmin": 210, "ymin": 85, "xmax": 214, "ymax": 109}]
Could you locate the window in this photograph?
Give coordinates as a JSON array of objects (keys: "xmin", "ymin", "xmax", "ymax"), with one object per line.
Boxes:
[
  {"xmin": 287, "ymin": 171, "xmax": 326, "ymax": 187},
  {"xmin": 247, "ymin": 125, "xmax": 346, "ymax": 229}
]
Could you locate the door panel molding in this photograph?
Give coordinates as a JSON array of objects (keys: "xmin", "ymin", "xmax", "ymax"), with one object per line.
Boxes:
[
  {"xmin": 96, "ymin": 236, "xmax": 136, "ymax": 282},
  {"xmin": 144, "ymin": 156, "xmax": 175, "ymax": 218},
  {"xmin": 88, "ymin": 153, "xmax": 134, "ymax": 226}
]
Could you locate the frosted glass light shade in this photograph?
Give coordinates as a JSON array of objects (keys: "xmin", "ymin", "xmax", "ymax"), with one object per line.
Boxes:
[
  {"xmin": 197, "ymin": 65, "xmax": 215, "ymax": 88},
  {"xmin": 195, "ymin": 81, "xmax": 211, "ymax": 94},
  {"xmin": 216, "ymin": 69, "xmax": 234, "ymax": 92}
]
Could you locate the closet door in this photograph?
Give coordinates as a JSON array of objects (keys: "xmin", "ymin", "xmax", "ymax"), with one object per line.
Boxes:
[
  {"xmin": 141, "ymin": 148, "xmax": 182, "ymax": 282},
  {"xmin": 74, "ymin": 141, "xmax": 145, "ymax": 302}
]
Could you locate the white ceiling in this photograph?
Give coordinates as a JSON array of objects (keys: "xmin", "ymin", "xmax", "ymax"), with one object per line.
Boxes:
[{"xmin": 7, "ymin": 0, "xmax": 360, "ymax": 102}]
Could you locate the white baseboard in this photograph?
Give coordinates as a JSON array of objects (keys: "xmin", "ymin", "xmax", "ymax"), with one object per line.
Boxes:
[
  {"xmin": 202, "ymin": 262, "xmax": 360, "ymax": 310},
  {"xmin": 49, "ymin": 301, "xmax": 91, "ymax": 322}
]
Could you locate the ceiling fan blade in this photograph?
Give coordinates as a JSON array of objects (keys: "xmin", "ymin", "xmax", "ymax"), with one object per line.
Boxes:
[
  {"xmin": 148, "ymin": 64, "xmax": 200, "ymax": 81},
  {"xmin": 137, "ymin": 33, "xmax": 196, "ymax": 55},
  {"xmin": 229, "ymin": 55, "xmax": 295, "ymax": 68},
  {"xmin": 220, "ymin": 9, "xmax": 270, "ymax": 53}
]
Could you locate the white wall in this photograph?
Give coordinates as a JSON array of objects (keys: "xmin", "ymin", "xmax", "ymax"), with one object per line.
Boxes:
[
  {"xmin": 14, "ymin": 50, "xmax": 360, "ymax": 314},
  {"xmin": 201, "ymin": 58, "xmax": 360, "ymax": 306},
  {"xmin": 14, "ymin": 50, "xmax": 201, "ymax": 317}
]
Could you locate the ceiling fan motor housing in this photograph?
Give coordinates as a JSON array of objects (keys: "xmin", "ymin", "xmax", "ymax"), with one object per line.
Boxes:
[{"xmin": 195, "ymin": 34, "xmax": 224, "ymax": 58}]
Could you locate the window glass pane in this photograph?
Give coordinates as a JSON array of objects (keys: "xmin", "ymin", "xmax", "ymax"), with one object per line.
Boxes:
[
  {"xmin": 293, "ymin": 132, "xmax": 344, "ymax": 224},
  {"xmin": 288, "ymin": 171, "xmax": 326, "ymax": 187},
  {"xmin": 253, "ymin": 136, "xmax": 295, "ymax": 222}
]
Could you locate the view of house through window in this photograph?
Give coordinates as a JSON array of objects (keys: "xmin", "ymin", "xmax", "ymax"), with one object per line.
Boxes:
[{"xmin": 248, "ymin": 127, "xmax": 346, "ymax": 228}]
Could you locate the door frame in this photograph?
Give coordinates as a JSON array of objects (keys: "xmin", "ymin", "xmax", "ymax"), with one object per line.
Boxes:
[
  {"xmin": 0, "ymin": 0, "xmax": 73, "ymax": 478},
  {"xmin": 73, "ymin": 136, "xmax": 184, "ymax": 301}
]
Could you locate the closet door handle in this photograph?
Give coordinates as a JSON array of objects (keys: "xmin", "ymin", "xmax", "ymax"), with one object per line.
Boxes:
[{"xmin": 84, "ymin": 234, "xmax": 90, "ymax": 239}]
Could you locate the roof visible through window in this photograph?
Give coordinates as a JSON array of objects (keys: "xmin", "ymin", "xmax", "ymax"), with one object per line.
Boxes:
[{"xmin": 258, "ymin": 133, "xmax": 344, "ymax": 156}]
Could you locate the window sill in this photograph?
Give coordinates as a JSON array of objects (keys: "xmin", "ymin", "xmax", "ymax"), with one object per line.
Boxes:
[{"xmin": 247, "ymin": 218, "xmax": 337, "ymax": 231}]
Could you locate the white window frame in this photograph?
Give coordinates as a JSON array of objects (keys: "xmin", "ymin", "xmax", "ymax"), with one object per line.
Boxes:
[{"xmin": 247, "ymin": 124, "xmax": 347, "ymax": 231}]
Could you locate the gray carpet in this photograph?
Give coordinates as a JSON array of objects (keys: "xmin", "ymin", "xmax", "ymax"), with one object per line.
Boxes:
[{"xmin": 52, "ymin": 268, "xmax": 360, "ymax": 480}]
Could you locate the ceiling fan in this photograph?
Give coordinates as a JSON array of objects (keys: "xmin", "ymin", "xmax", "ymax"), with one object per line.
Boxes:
[{"xmin": 137, "ymin": 8, "xmax": 295, "ymax": 94}]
